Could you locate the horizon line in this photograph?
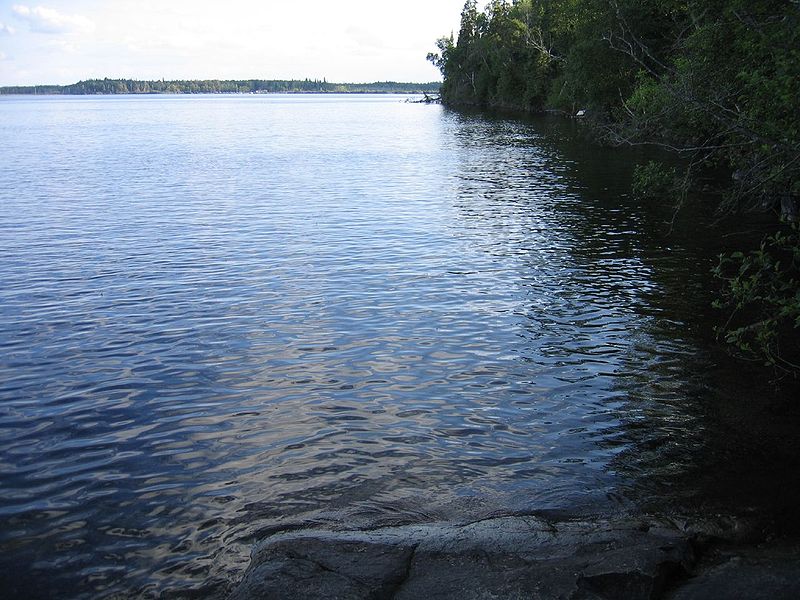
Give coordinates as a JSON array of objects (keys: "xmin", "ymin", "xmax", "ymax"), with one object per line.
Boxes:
[{"xmin": 0, "ymin": 77, "xmax": 444, "ymax": 88}]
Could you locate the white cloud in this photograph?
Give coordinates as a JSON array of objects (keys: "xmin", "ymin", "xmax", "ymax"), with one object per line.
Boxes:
[
  {"xmin": 12, "ymin": 4, "xmax": 95, "ymax": 34},
  {"xmin": 0, "ymin": 22, "xmax": 17, "ymax": 35},
  {"xmin": 0, "ymin": 51, "xmax": 6, "ymax": 60}
]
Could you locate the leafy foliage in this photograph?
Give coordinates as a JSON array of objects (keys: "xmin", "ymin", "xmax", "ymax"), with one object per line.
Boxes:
[
  {"xmin": 430, "ymin": 0, "xmax": 800, "ymax": 374},
  {"xmin": 428, "ymin": 0, "xmax": 799, "ymax": 208},
  {"xmin": 632, "ymin": 161, "xmax": 686, "ymax": 202},
  {"xmin": 713, "ymin": 224, "xmax": 800, "ymax": 373}
]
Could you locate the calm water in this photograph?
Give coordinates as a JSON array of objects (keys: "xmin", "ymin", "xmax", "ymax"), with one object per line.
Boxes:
[{"xmin": 1, "ymin": 94, "xmax": 798, "ymax": 598}]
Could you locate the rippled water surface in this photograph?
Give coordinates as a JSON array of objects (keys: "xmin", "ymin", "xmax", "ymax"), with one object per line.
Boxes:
[{"xmin": 1, "ymin": 95, "xmax": 798, "ymax": 598}]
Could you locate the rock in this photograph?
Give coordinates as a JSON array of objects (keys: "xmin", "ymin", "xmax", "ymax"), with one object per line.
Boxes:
[
  {"xmin": 228, "ymin": 516, "xmax": 696, "ymax": 599},
  {"xmin": 667, "ymin": 540, "xmax": 800, "ymax": 600},
  {"xmin": 226, "ymin": 514, "xmax": 800, "ymax": 599},
  {"xmin": 231, "ymin": 537, "xmax": 415, "ymax": 600}
]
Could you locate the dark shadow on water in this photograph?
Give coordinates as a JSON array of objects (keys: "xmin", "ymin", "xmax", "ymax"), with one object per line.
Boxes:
[{"xmin": 443, "ymin": 107, "xmax": 800, "ymax": 528}]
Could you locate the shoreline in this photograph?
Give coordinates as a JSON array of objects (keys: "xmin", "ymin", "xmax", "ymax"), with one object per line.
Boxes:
[
  {"xmin": 0, "ymin": 80, "xmax": 442, "ymax": 97},
  {"xmin": 0, "ymin": 90, "xmax": 437, "ymax": 96},
  {"xmin": 203, "ymin": 511, "xmax": 800, "ymax": 599}
]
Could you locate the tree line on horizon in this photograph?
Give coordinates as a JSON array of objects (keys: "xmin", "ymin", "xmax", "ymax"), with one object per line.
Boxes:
[
  {"xmin": 0, "ymin": 78, "xmax": 441, "ymax": 95},
  {"xmin": 429, "ymin": 0, "xmax": 799, "ymax": 375}
]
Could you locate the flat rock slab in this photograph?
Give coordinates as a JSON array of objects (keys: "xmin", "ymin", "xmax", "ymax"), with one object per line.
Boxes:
[{"xmin": 229, "ymin": 516, "xmax": 697, "ymax": 599}]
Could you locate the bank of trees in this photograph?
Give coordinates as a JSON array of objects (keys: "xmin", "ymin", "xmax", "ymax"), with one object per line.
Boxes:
[
  {"xmin": 430, "ymin": 0, "xmax": 799, "ymax": 374},
  {"xmin": 0, "ymin": 79, "xmax": 441, "ymax": 95}
]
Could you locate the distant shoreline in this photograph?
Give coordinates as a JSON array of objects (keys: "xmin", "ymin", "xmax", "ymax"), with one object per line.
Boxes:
[{"xmin": 0, "ymin": 78, "xmax": 441, "ymax": 96}]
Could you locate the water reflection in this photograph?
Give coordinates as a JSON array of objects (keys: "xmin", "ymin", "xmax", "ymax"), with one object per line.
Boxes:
[
  {"xmin": 511, "ymin": 111, "xmax": 800, "ymax": 517},
  {"xmin": 0, "ymin": 96, "xmax": 798, "ymax": 599}
]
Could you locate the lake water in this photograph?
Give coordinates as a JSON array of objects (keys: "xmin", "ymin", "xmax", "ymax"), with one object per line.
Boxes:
[{"xmin": 1, "ymin": 94, "xmax": 798, "ymax": 598}]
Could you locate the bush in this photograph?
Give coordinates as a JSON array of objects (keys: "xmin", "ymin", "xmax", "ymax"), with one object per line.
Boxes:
[{"xmin": 713, "ymin": 223, "xmax": 800, "ymax": 375}]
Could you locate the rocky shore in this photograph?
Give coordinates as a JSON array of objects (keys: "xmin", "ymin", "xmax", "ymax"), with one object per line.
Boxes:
[{"xmin": 222, "ymin": 513, "xmax": 799, "ymax": 599}]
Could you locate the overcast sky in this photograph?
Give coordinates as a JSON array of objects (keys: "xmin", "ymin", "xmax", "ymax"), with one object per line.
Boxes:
[{"xmin": 0, "ymin": 1, "xmax": 465, "ymax": 85}]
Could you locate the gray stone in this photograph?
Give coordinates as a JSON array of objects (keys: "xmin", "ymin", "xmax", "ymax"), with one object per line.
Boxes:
[
  {"xmin": 667, "ymin": 541, "xmax": 800, "ymax": 600},
  {"xmin": 231, "ymin": 537, "xmax": 415, "ymax": 600},
  {"xmin": 228, "ymin": 516, "xmax": 696, "ymax": 599}
]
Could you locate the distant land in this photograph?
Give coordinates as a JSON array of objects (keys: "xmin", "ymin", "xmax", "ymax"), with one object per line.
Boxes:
[{"xmin": 0, "ymin": 78, "xmax": 441, "ymax": 95}]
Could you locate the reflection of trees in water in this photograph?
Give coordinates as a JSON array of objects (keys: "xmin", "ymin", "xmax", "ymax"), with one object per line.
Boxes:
[
  {"xmin": 600, "ymin": 346, "xmax": 719, "ymax": 510},
  {"xmin": 544, "ymin": 116, "xmax": 800, "ymax": 520},
  {"xmin": 445, "ymin": 110, "xmax": 800, "ymax": 523},
  {"xmin": 603, "ymin": 339, "xmax": 800, "ymax": 525}
]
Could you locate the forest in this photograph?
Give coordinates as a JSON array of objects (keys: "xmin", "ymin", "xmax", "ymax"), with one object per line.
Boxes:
[
  {"xmin": 0, "ymin": 78, "xmax": 440, "ymax": 95},
  {"xmin": 429, "ymin": 0, "xmax": 800, "ymax": 375}
]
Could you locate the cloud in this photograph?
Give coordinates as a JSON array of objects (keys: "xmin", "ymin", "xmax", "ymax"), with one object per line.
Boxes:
[
  {"xmin": 0, "ymin": 22, "xmax": 17, "ymax": 35},
  {"xmin": 0, "ymin": 51, "xmax": 6, "ymax": 60},
  {"xmin": 12, "ymin": 4, "xmax": 95, "ymax": 34}
]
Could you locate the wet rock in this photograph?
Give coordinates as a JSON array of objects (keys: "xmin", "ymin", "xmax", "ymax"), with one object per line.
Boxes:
[
  {"xmin": 228, "ymin": 516, "xmax": 696, "ymax": 599},
  {"xmin": 667, "ymin": 540, "xmax": 800, "ymax": 600},
  {"xmin": 231, "ymin": 536, "xmax": 415, "ymax": 600}
]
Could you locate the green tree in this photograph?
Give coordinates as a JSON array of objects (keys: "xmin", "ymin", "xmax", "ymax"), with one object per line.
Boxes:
[{"xmin": 430, "ymin": 0, "xmax": 800, "ymax": 373}]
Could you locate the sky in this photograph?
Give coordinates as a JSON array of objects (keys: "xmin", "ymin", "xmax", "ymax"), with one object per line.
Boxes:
[{"xmin": 0, "ymin": 0, "xmax": 466, "ymax": 86}]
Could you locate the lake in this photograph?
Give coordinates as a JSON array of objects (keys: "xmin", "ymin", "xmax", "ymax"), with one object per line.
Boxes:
[{"xmin": 1, "ymin": 94, "xmax": 798, "ymax": 598}]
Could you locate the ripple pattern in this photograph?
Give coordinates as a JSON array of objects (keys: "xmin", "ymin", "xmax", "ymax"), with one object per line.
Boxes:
[{"xmin": 1, "ymin": 95, "xmax": 791, "ymax": 598}]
